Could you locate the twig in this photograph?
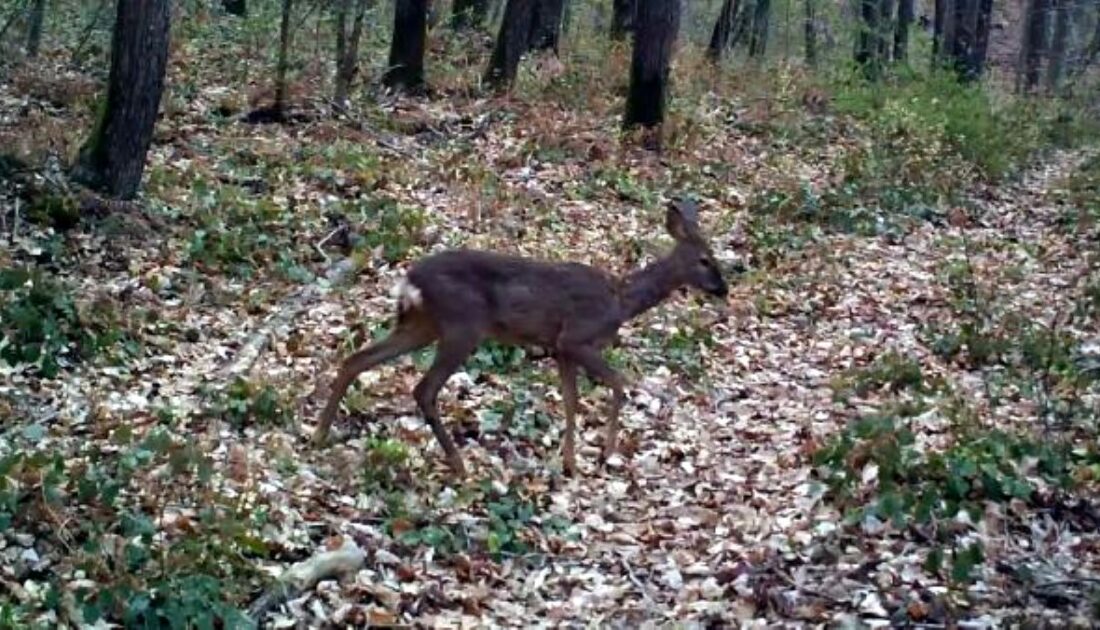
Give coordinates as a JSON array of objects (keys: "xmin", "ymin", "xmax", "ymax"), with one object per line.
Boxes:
[
  {"xmin": 617, "ymin": 552, "xmax": 655, "ymax": 604},
  {"xmin": 69, "ymin": 0, "xmax": 109, "ymax": 65},
  {"xmin": 314, "ymin": 226, "xmax": 344, "ymax": 265}
]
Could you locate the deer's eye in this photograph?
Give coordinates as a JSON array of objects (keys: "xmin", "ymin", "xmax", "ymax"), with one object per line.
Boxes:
[{"xmin": 698, "ymin": 256, "xmax": 712, "ymax": 267}]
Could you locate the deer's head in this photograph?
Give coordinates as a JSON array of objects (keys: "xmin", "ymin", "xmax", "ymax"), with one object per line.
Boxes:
[{"xmin": 666, "ymin": 198, "xmax": 728, "ymax": 298}]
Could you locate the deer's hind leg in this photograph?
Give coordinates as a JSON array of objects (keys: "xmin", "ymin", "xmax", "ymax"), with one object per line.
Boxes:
[
  {"xmin": 413, "ymin": 327, "xmax": 483, "ymax": 476},
  {"xmin": 314, "ymin": 318, "xmax": 435, "ymax": 445}
]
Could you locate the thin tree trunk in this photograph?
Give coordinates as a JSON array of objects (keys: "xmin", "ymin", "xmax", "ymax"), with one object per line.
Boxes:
[
  {"xmin": 804, "ymin": 0, "xmax": 817, "ymax": 65},
  {"xmin": 334, "ymin": 0, "xmax": 368, "ymax": 105},
  {"xmin": 1020, "ymin": 0, "xmax": 1050, "ymax": 91},
  {"xmin": 707, "ymin": 0, "xmax": 739, "ymax": 60},
  {"xmin": 894, "ymin": 0, "xmax": 912, "ymax": 61},
  {"xmin": 528, "ymin": 0, "xmax": 565, "ymax": 52},
  {"xmin": 970, "ymin": 0, "xmax": 993, "ymax": 78},
  {"xmin": 72, "ymin": 0, "xmax": 171, "ymax": 200},
  {"xmin": 25, "ymin": 0, "xmax": 44, "ymax": 57},
  {"xmin": 611, "ymin": 0, "xmax": 635, "ymax": 40},
  {"xmin": 383, "ymin": 0, "xmax": 429, "ymax": 92},
  {"xmin": 624, "ymin": 0, "xmax": 680, "ymax": 129},
  {"xmin": 484, "ymin": 0, "xmax": 536, "ymax": 89},
  {"xmin": 275, "ymin": 0, "xmax": 293, "ymax": 114},
  {"xmin": 748, "ymin": 0, "xmax": 771, "ymax": 57},
  {"xmin": 932, "ymin": 0, "xmax": 945, "ymax": 59},
  {"xmin": 856, "ymin": 0, "xmax": 882, "ymax": 76},
  {"xmin": 1046, "ymin": 0, "xmax": 1070, "ymax": 91},
  {"xmin": 878, "ymin": 0, "xmax": 895, "ymax": 60}
]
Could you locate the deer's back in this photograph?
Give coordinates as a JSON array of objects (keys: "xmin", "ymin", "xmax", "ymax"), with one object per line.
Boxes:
[{"xmin": 405, "ymin": 249, "xmax": 622, "ymax": 346}]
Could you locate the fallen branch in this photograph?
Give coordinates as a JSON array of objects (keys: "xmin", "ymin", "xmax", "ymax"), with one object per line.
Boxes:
[
  {"xmin": 247, "ymin": 537, "xmax": 367, "ymax": 622},
  {"xmin": 219, "ymin": 254, "xmax": 359, "ymax": 381}
]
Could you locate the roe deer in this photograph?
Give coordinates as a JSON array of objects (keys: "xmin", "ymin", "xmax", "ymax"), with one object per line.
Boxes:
[{"xmin": 313, "ymin": 198, "xmax": 728, "ymax": 476}]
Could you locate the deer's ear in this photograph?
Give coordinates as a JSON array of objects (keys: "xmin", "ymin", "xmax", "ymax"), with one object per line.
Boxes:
[{"xmin": 666, "ymin": 199, "xmax": 699, "ymax": 241}]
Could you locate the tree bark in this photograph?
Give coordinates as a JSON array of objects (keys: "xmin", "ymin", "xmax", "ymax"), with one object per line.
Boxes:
[
  {"xmin": 970, "ymin": 0, "xmax": 993, "ymax": 78},
  {"xmin": 484, "ymin": 0, "xmax": 536, "ymax": 89},
  {"xmin": 528, "ymin": 0, "xmax": 565, "ymax": 53},
  {"xmin": 894, "ymin": 0, "xmax": 912, "ymax": 61},
  {"xmin": 804, "ymin": 0, "xmax": 817, "ymax": 66},
  {"xmin": 25, "ymin": 0, "xmax": 44, "ymax": 58},
  {"xmin": 932, "ymin": 0, "xmax": 945, "ymax": 59},
  {"xmin": 334, "ymin": 0, "xmax": 369, "ymax": 106},
  {"xmin": 707, "ymin": 0, "xmax": 740, "ymax": 61},
  {"xmin": 1045, "ymin": 0, "xmax": 1070, "ymax": 92},
  {"xmin": 275, "ymin": 0, "xmax": 293, "ymax": 114},
  {"xmin": 222, "ymin": 0, "xmax": 247, "ymax": 16},
  {"xmin": 1020, "ymin": 0, "xmax": 1050, "ymax": 92},
  {"xmin": 451, "ymin": 0, "xmax": 488, "ymax": 29},
  {"xmin": 748, "ymin": 0, "xmax": 771, "ymax": 58},
  {"xmin": 856, "ymin": 0, "xmax": 882, "ymax": 77},
  {"xmin": 624, "ymin": 0, "xmax": 680, "ymax": 129},
  {"xmin": 611, "ymin": 0, "xmax": 635, "ymax": 40},
  {"xmin": 383, "ymin": 0, "xmax": 429, "ymax": 92},
  {"xmin": 72, "ymin": 0, "xmax": 171, "ymax": 200}
]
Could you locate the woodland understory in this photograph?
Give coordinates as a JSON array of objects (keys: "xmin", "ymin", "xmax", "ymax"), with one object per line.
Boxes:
[{"xmin": 2, "ymin": 1, "xmax": 1100, "ymax": 628}]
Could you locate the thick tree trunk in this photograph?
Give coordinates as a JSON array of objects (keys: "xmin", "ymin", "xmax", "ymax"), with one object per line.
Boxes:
[
  {"xmin": 624, "ymin": 0, "xmax": 680, "ymax": 129},
  {"xmin": 707, "ymin": 0, "xmax": 740, "ymax": 61},
  {"xmin": 804, "ymin": 0, "xmax": 818, "ymax": 65},
  {"xmin": 383, "ymin": 0, "xmax": 429, "ymax": 92},
  {"xmin": 222, "ymin": 0, "xmax": 247, "ymax": 16},
  {"xmin": 484, "ymin": 0, "xmax": 536, "ymax": 89},
  {"xmin": 528, "ymin": 0, "xmax": 565, "ymax": 52},
  {"xmin": 275, "ymin": 0, "xmax": 293, "ymax": 113},
  {"xmin": 25, "ymin": 0, "xmax": 45, "ymax": 58},
  {"xmin": 748, "ymin": 0, "xmax": 771, "ymax": 57},
  {"xmin": 334, "ymin": 0, "xmax": 368, "ymax": 105},
  {"xmin": 611, "ymin": 0, "xmax": 635, "ymax": 40},
  {"xmin": 72, "ymin": 0, "xmax": 171, "ymax": 200},
  {"xmin": 1020, "ymin": 0, "xmax": 1050, "ymax": 91},
  {"xmin": 451, "ymin": 0, "xmax": 488, "ymax": 29},
  {"xmin": 894, "ymin": 0, "xmax": 913, "ymax": 61},
  {"xmin": 1045, "ymin": 0, "xmax": 1070, "ymax": 91}
]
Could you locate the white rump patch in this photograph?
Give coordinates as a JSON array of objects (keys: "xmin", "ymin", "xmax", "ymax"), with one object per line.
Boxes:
[{"xmin": 390, "ymin": 277, "xmax": 423, "ymax": 312}]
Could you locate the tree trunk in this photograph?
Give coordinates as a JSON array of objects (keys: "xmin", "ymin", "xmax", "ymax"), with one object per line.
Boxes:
[
  {"xmin": 894, "ymin": 0, "xmax": 912, "ymax": 61},
  {"xmin": 856, "ymin": 0, "xmax": 882, "ymax": 77},
  {"xmin": 451, "ymin": 0, "xmax": 488, "ymax": 29},
  {"xmin": 970, "ymin": 0, "xmax": 993, "ymax": 78},
  {"xmin": 72, "ymin": 0, "xmax": 171, "ymax": 200},
  {"xmin": 707, "ymin": 0, "xmax": 740, "ymax": 61},
  {"xmin": 275, "ymin": 0, "xmax": 293, "ymax": 114},
  {"xmin": 25, "ymin": 0, "xmax": 44, "ymax": 58},
  {"xmin": 528, "ymin": 0, "xmax": 565, "ymax": 52},
  {"xmin": 611, "ymin": 0, "xmax": 635, "ymax": 40},
  {"xmin": 1045, "ymin": 0, "xmax": 1070, "ymax": 91},
  {"xmin": 222, "ymin": 0, "xmax": 247, "ymax": 16},
  {"xmin": 334, "ymin": 0, "xmax": 368, "ymax": 105},
  {"xmin": 804, "ymin": 0, "xmax": 817, "ymax": 65},
  {"xmin": 383, "ymin": 0, "xmax": 429, "ymax": 92},
  {"xmin": 1020, "ymin": 0, "xmax": 1050, "ymax": 92},
  {"xmin": 624, "ymin": 0, "xmax": 680, "ymax": 129},
  {"xmin": 932, "ymin": 0, "xmax": 945, "ymax": 58},
  {"xmin": 878, "ymin": 0, "xmax": 895, "ymax": 60},
  {"xmin": 748, "ymin": 0, "xmax": 771, "ymax": 57},
  {"xmin": 484, "ymin": 0, "xmax": 536, "ymax": 89}
]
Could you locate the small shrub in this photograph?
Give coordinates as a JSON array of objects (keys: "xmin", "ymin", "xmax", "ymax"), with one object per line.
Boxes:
[
  {"xmin": 346, "ymin": 197, "xmax": 427, "ymax": 263},
  {"xmin": 0, "ymin": 268, "xmax": 131, "ymax": 377},
  {"xmin": 831, "ymin": 351, "xmax": 927, "ymax": 400},
  {"xmin": 814, "ymin": 409, "xmax": 1096, "ymax": 581},
  {"xmin": 363, "ymin": 437, "xmax": 412, "ymax": 490},
  {"xmin": 211, "ymin": 378, "xmax": 294, "ymax": 429}
]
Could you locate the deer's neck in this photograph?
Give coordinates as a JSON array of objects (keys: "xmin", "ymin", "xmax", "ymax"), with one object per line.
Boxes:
[{"xmin": 620, "ymin": 254, "xmax": 683, "ymax": 320}]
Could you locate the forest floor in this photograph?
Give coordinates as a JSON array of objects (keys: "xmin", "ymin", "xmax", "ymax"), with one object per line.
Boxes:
[{"xmin": 3, "ymin": 39, "xmax": 1100, "ymax": 628}]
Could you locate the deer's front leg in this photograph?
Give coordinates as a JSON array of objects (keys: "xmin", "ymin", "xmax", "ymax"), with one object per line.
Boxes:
[
  {"xmin": 568, "ymin": 346, "xmax": 626, "ymax": 465},
  {"xmin": 557, "ymin": 359, "xmax": 579, "ymax": 476}
]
